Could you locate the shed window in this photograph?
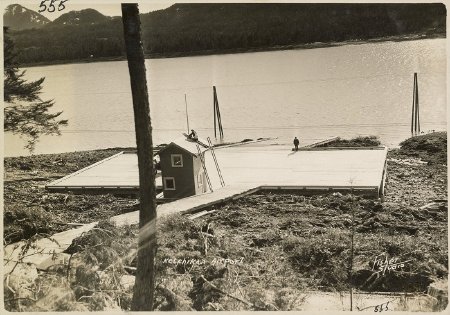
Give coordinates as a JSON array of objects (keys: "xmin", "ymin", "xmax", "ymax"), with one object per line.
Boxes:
[
  {"xmin": 164, "ymin": 177, "xmax": 176, "ymax": 190},
  {"xmin": 171, "ymin": 154, "xmax": 183, "ymax": 167}
]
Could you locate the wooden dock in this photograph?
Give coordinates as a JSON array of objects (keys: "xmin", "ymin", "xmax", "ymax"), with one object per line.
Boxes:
[
  {"xmin": 204, "ymin": 143, "xmax": 388, "ymax": 197},
  {"xmin": 46, "ymin": 151, "xmax": 162, "ymax": 194},
  {"xmin": 46, "ymin": 143, "xmax": 387, "ymax": 199},
  {"xmin": 107, "ymin": 144, "xmax": 387, "ymax": 225}
]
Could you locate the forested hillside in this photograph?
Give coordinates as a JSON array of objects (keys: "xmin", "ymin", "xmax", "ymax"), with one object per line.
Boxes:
[
  {"xmin": 13, "ymin": 18, "xmax": 124, "ymax": 63},
  {"xmin": 140, "ymin": 3, "xmax": 445, "ymax": 54},
  {"xmin": 8, "ymin": 3, "xmax": 446, "ymax": 65}
]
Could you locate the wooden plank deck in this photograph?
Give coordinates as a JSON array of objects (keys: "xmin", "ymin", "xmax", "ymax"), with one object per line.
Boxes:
[
  {"xmin": 46, "ymin": 151, "xmax": 162, "ymax": 192},
  {"xmin": 46, "ymin": 143, "xmax": 387, "ymax": 198},
  {"xmin": 204, "ymin": 144, "xmax": 387, "ymax": 192},
  {"xmin": 109, "ymin": 145, "xmax": 387, "ymax": 226}
]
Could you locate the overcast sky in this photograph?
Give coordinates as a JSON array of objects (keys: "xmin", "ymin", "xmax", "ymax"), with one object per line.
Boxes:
[{"xmin": 4, "ymin": 1, "xmax": 174, "ymax": 20}]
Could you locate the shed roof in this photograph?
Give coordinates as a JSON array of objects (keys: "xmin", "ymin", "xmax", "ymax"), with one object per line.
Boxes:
[{"xmin": 158, "ymin": 137, "xmax": 209, "ymax": 157}]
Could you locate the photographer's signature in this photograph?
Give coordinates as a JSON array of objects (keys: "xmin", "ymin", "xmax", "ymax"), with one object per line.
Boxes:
[{"xmin": 372, "ymin": 255, "xmax": 411, "ymax": 275}]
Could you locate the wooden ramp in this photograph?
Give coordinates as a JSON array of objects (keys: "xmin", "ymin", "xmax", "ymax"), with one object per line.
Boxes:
[
  {"xmin": 4, "ymin": 223, "xmax": 97, "ymax": 273},
  {"xmin": 3, "ymin": 186, "xmax": 256, "ymax": 271},
  {"xmin": 110, "ymin": 185, "xmax": 258, "ymax": 226}
]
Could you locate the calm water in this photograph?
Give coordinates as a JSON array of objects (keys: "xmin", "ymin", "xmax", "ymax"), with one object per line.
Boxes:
[{"xmin": 5, "ymin": 39, "xmax": 446, "ymax": 156}]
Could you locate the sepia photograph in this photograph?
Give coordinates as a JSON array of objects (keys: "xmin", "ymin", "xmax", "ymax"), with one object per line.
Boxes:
[{"xmin": 2, "ymin": 0, "xmax": 448, "ymax": 312}]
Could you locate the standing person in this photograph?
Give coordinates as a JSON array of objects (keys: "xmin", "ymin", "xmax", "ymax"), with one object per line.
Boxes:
[
  {"xmin": 293, "ymin": 137, "xmax": 300, "ymax": 151},
  {"xmin": 188, "ymin": 129, "xmax": 198, "ymax": 141}
]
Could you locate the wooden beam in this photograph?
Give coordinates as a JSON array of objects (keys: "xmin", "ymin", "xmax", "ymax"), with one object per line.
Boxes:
[
  {"xmin": 411, "ymin": 73, "xmax": 416, "ymax": 136},
  {"xmin": 416, "ymin": 73, "xmax": 420, "ymax": 133},
  {"xmin": 213, "ymin": 86, "xmax": 217, "ymax": 138}
]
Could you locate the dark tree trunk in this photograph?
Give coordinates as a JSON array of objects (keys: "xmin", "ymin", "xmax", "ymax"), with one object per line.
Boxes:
[{"xmin": 121, "ymin": 3, "xmax": 157, "ymax": 311}]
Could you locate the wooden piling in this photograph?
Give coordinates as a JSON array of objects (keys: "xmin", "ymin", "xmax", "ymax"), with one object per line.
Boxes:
[
  {"xmin": 411, "ymin": 74, "xmax": 415, "ymax": 136},
  {"xmin": 411, "ymin": 73, "xmax": 420, "ymax": 136},
  {"xmin": 213, "ymin": 86, "xmax": 224, "ymax": 140}
]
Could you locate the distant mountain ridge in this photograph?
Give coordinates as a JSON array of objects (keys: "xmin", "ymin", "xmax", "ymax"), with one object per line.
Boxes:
[
  {"xmin": 3, "ymin": 5, "xmax": 112, "ymax": 30},
  {"xmin": 5, "ymin": 3, "xmax": 447, "ymax": 66},
  {"xmin": 4, "ymin": 4, "xmax": 50, "ymax": 30},
  {"xmin": 52, "ymin": 8, "xmax": 111, "ymax": 26}
]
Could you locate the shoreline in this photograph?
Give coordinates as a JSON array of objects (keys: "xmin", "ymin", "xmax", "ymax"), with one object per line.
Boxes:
[
  {"xmin": 20, "ymin": 32, "xmax": 445, "ymax": 68},
  {"xmin": 5, "ymin": 130, "xmax": 446, "ymax": 158}
]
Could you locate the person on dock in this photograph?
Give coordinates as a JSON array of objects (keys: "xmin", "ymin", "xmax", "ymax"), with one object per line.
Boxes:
[
  {"xmin": 188, "ymin": 129, "xmax": 198, "ymax": 141},
  {"xmin": 293, "ymin": 137, "xmax": 300, "ymax": 151}
]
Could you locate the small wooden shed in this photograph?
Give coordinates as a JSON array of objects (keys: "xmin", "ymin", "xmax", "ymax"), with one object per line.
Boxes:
[{"xmin": 157, "ymin": 138, "xmax": 209, "ymax": 199}]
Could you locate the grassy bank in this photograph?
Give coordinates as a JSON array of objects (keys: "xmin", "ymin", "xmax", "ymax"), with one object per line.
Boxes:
[{"xmin": 3, "ymin": 133, "xmax": 448, "ymax": 311}]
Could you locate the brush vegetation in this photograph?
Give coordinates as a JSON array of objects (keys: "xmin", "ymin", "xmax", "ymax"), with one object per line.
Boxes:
[
  {"xmin": 3, "ymin": 132, "xmax": 448, "ymax": 311},
  {"xmin": 317, "ymin": 135, "xmax": 382, "ymax": 147},
  {"xmin": 396, "ymin": 131, "xmax": 447, "ymax": 165}
]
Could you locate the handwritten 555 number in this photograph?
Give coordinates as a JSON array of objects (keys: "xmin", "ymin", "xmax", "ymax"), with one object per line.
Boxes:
[
  {"xmin": 374, "ymin": 301, "xmax": 389, "ymax": 312},
  {"xmin": 38, "ymin": 0, "xmax": 69, "ymax": 13}
]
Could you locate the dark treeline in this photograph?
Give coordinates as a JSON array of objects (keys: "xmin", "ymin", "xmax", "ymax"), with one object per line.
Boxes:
[
  {"xmin": 10, "ymin": 3, "xmax": 447, "ymax": 65},
  {"xmin": 11, "ymin": 18, "xmax": 124, "ymax": 64}
]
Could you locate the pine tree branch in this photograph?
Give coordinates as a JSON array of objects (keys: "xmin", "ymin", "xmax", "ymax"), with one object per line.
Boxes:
[{"xmin": 3, "ymin": 27, "xmax": 68, "ymax": 152}]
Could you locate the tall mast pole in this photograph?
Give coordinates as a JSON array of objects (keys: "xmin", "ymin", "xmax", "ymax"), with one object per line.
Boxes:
[{"xmin": 185, "ymin": 93, "xmax": 190, "ymax": 133}]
